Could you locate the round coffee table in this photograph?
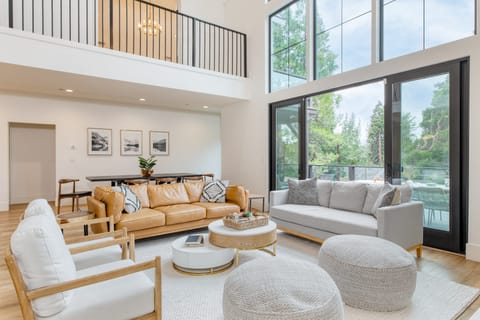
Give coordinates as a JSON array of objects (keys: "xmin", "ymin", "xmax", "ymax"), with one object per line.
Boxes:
[
  {"xmin": 171, "ymin": 233, "xmax": 235, "ymax": 275},
  {"xmin": 208, "ymin": 219, "xmax": 277, "ymax": 266}
]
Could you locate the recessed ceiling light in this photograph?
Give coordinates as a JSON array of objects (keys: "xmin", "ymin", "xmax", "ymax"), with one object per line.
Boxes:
[
  {"xmin": 59, "ymin": 88, "xmax": 74, "ymax": 93},
  {"xmin": 202, "ymin": 105, "xmax": 209, "ymax": 109},
  {"xmin": 139, "ymin": 98, "xmax": 146, "ymax": 102}
]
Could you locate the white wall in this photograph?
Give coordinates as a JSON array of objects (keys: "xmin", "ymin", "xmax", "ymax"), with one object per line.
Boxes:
[
  {"xmin": 9, "ymin": 124, "xmax": 56, "ymax": 204},
  {"xmin": 0, "ymin": 92, "xmax": 222, "ymax": 210},
  {"xmin": 222, "ymin": 0, "xmax": 480, "ymax": 261},
  {"xmin": 179, "ymin": 0, "xmax": 225, "ymax": 26}
]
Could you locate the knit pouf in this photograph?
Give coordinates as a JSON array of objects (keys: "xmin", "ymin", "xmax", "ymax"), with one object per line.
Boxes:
[
  {"xmin": 223, "ymin": 256, "xmax": 344, "ymax": 320},
  {"xmin": 318, "ymin": 235, "xmax": 417, "ymax": 312}
]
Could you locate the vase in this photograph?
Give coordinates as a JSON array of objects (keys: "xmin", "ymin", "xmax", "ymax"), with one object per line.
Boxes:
[{"xmin": 141, "ymin": 169, "xmax": 153, "ymax": 177}]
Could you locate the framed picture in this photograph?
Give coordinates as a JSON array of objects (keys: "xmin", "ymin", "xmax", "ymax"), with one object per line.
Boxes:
[
  {"xmin": 120, "ymin": 130, "xmax": 142, "ymax": 156},
  {"xmin": 150, "ymin": 131, "xmax": 169, "ymax": 156},
  {"xmin": 87, "ymin": 128, "xmax": 112, "ymax": 155}
]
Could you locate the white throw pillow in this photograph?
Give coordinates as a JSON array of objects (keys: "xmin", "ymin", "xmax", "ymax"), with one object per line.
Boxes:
[
  {"xmin": 11, "ymin": 215, "xmax": 76, "ymax": 317},
  {"xmin": 119, "ymin": 185, "xmax": 142, "ymax": 213},
  {"xmin": 23, "ymin": 199, "xmax": 62, "ymax": 235},
  {"xmin": 329, "ymin": 182, "xmax": 368, "ymax": 213},
  {"xmin": 362, "ymin": 184, "xmax": 384, "ymax": 215},
  {"xmin": 201, "ymin": 180, "xmax": 229, "ymax": 203}
]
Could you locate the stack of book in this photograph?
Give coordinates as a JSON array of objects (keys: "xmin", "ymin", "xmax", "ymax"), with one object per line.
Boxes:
[{"xmin": 184, "ymin": 234, "xmax": 204, "ymax": 247}]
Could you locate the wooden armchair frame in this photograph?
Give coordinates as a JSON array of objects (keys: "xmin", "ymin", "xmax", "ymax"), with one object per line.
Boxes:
[{"xmin": 5, "ymin": 249, "xmax": 161, "ymax": 320}]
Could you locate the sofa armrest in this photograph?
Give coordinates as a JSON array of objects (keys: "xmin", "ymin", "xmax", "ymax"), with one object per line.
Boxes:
[
  {"xmin": 87, "ymin": 196, "xmax": 109, "ymax": 234},
  {"xmin": 226, "ymin": 185, "xmax": 249, "ymax": 211},
  {"xmin": 376, "ymin": 201, "xmax": 424, "ymax": 250},
  {"xmin": 270, "ymin": 190, "xmax": 289, "ymax": 207}
]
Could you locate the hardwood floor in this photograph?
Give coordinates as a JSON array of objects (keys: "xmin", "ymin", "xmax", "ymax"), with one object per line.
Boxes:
[{"xmin": 1, "ymin": 205, "xmax": 479, "ymax": 319}]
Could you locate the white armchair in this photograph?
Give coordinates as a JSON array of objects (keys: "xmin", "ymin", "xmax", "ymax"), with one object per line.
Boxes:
[{"xmin": 6, "ymin": 207, "xmax": 161, "ymax": 320}]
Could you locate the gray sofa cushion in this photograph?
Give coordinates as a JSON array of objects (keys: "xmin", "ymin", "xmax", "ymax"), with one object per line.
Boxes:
[
  {"xmin": 287, "ymin": 178, "xmax": 318, "ymax": 205},
  {"xmin": 329, "ymin": 182, "xmax": 368, "ymax": 213},
  {"xmin": 270, "ymin": 204, "xmax": 378, "ymax": 237},
  {"xmin": 362, "ymin": 184, "xmax": 384, "ymax": 214},
  {"xmin": 317, "ymin": 180, "xmax": 333, "ymax": 207}
]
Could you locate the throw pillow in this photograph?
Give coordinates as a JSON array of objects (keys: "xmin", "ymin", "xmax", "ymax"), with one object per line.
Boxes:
[
  {"xmin": 329, "ymin": 181, "xmax": 368, "ymax": 212},
  {"xmin": 372, "ymin": 183, "xmax": 397, "ymax": 217},
  {"xmin": 397, "ymin": 181, "xmax": 413, "ymax": 203},
  {"xmin": 317, "ymin": 180, "xmax": 332, "ymax": 207},
  {"xmin": 201, "ymin": 180, "xmax": 229, "ymax": 203},
  {"xmin": 119, "ymin": 185, "xmax": 141, "ymax": 213},
  {"xmin": 287, "ymin": 178, "xmax": 318, "ymax": 205},
  {"xmin": 362, "ymin": 184, "xmax": 384, "ymax": 215}
]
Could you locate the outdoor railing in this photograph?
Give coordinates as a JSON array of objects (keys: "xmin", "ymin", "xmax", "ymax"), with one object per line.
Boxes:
[{"xmin": 7, "ymin": 0, "xmax": 247, "ymax": 77}]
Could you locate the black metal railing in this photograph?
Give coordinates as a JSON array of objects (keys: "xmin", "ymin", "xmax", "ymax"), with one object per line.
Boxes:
[{"xmin": 7, "ymin": 0, "xmax": 247, "ymax": 77}]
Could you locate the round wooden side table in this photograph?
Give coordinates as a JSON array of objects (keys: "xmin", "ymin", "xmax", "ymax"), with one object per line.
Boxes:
[{"xmin": 208, "ymin": 219, "xmax": 277, "ymax": 266}]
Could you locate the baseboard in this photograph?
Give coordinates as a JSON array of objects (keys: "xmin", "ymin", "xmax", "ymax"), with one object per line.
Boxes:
[
  {"xmin": 465, "ymin": 243, "xmax": 480, "ymax": 261},
  {"xmin": 0, "ymin": 201, "xmax": 9, "ymax": 212}
]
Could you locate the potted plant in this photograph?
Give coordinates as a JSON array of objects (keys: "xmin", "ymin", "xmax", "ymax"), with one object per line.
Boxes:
[{"xmin": 138, "ymin": 155, "xmax": 157, "ymax": 177}]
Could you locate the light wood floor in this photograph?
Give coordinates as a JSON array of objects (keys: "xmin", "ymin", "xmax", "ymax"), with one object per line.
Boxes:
[{"xmin": 1, "ymin": 205, "xmax": 480, "ymax": 319}]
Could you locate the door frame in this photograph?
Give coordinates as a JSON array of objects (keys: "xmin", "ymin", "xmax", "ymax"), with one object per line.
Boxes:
[{"xmin": 384, "ymin": 58, "xmax": 469, "ymax": 253}]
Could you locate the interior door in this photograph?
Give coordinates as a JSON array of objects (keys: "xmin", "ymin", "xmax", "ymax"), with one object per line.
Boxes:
[
  {"xmin": 270, "ymin": 99, "xmax": 305, "ymax": 190},
  {"xmin": 385, "ymin": 60, "xmax": 467, "ymax": 252}
]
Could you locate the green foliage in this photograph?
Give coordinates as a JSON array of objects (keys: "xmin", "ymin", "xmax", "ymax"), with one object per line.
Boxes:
[
  {"xmin": 367, "ymin": 102, "xmax": 384, "ymax": 165},
  {"xmin": 138, "ymin": 155, "xmax": 157, "ymax": 170}
]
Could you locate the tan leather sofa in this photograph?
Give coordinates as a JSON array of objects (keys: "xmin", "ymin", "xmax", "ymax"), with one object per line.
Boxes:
[{"xmin": 87, "ymin": 181, "xmax": 249, "ymax": 239}]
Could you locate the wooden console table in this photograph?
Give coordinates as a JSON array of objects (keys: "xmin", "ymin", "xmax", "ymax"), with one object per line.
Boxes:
[{"xmin": 86, "ymin": 173, "xmax": 202, "ymax": 186}]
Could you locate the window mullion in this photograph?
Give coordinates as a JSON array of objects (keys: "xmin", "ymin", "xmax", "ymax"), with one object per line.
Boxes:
[{"xmin": 306, "ymin": 0, "xmax": 313, "ymax": 82}]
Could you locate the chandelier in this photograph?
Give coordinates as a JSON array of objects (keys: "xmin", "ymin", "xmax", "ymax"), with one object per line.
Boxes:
[{"xmin": 137, "ymin": 13, "xmax": 162, "ymax": 36}]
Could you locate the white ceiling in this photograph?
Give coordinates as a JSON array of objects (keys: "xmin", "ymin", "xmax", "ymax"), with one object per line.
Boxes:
[{"xmin": 0, "ymin": 62, "xmax": 246, "ymax": 113}]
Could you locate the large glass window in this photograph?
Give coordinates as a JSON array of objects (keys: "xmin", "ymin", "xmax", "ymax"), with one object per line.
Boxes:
[
  {"xmin": 383, "ymin": 0, "xmax": 475, "ymax": 60},
  {"xmin": 315, "ymin": 0, "xmax": 372, "ymax": 79},
  {"xmin": 270, "ymin": 0, "xmax": 307, "ymax": 92}
]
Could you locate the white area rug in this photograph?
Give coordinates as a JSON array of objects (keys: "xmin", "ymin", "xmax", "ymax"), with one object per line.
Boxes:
[{"xmin": 136, "ymin": 231, "xmax": 479, "ymax": 320}]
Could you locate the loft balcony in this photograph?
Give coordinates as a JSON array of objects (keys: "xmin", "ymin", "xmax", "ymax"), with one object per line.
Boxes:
[{"xmin": 0, "ymin": 0, "xmax": 250, "ymax": 110}]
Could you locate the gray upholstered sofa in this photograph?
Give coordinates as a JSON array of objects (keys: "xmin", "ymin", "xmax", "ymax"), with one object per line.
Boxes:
[{"xmin": 270, "ymin": 180, "xmax": 424, "ymax": 257}]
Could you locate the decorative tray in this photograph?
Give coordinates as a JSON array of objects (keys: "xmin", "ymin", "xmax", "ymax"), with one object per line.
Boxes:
[{"xmin": 223, "ymin": 212, "xmax": 269, "ymax": 230}]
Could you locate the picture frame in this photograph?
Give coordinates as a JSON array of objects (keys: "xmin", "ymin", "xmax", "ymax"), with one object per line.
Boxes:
[
  {"xmin": 120, "ymin": 130, "xmax": 142, "ymax": 156},
  {"xmin": 87, "ymin": 128, "xmax": 112, "ymax": 156},
  {"xmin": 150, "ymin": 131, "xmax": 169, "ymax": 156}
]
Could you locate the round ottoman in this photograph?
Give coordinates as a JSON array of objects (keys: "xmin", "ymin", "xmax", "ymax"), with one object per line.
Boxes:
[
  {"xmin": 223, "ymin": 257, "xmax": 344, "ymax": 320},
  {"xmin": 318, "ymin": 235, "xmax": 416, "ymax": 312}
]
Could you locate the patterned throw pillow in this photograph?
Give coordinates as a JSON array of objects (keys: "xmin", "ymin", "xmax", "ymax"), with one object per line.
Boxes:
[
  {"xmin": 119, "ymin": 184, "xmax": 142, "ymax": 214},
  {"xmin": 201, "ymin": 180, "xmax": 228, "ymax": 203},
  {"xmin": 372, "ymin": 184, "xmax": 398, "ymax": 218}
]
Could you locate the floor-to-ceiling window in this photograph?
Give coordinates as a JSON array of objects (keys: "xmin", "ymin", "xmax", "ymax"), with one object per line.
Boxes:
[{"xmin": 269, "ymin": 0, "xmax": 307, "ymax": 92}]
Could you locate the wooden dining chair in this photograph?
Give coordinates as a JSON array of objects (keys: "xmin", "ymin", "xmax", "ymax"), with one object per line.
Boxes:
[
  {"xmin": 124, "ymin": 179, "xmax": 150, "ymax": 185},
  {"xmin": 155, "ymin": 177, "xmax": 178, "ymax": 185},
  {"xmin": 182, "ymin": 175, "xmax": 203, "ymax": 183},
  {"xmin": 57, "ymin": 179, "xmax": 92, "ymax": 215}
]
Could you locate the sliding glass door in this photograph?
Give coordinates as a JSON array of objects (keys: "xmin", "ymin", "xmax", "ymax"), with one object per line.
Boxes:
[{"xmin": 385, "ymin": 61, "xmax": 468, "ymax": 252}]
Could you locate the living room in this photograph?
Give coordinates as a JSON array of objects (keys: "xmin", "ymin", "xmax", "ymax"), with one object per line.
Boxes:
[{"xmin": 2, "ymin": 0, "xmax": 480, "ymax": 319}]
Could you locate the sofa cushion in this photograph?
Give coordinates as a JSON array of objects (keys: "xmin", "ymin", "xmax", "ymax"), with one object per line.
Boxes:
[
  {"xmin": 270, "ymin": 204, "xmax": 377, "ymax": 237},
  {"xmin": 11, "ymin": 214, "xmax": 76, "ymax": 317},
  {"xmin": 201, "ymin": 180, "xmax": 228, "ymax": 203},
  {"xmin": 116, "ymin": 208, "xmax": 166, "ymax": 232},
  {"xmin": 193, "ymin": 202, "xmax": 240, "ymax": 219},
  {"xmin": 46, "ymin": 260, "xmax": 154, "ymax": 320},
  {"xmin": 329, "ymin": 182, "xmax": 368, "ymax": 213},
  {"xmin": 148, "ymin": 183, "xmax": 190, "ymax": 207},
  {"xmin": 184, "ymin": 181, "xmax": 205, "ymax": 203},
  {"xmin": 287, "ymin": 178, "xmax": 318, "ymax": 205},
  {"xmin": 128, "ymin": 184, "xmax": 150, "ymax": 208},
  {"xmin": 317, "ymin": 180, "xmax": 333, "ymax": 207},
  {"xmin": 157, "ymin": 204, "xmax": 206, "ymax": 225},
  {"xmin": 362, "ymin": 184, "xmax": 384, "ymax": 215}
]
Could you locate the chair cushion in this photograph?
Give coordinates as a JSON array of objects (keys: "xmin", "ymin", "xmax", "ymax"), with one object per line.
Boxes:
[
  {"xmin": 287, "ymin": 178, "xmax": 318, "ymax": 205},
  {"xmin": 11, "ymin": 215, "xmax": 76, "ymax": 317},
  {"xmin": 329, "ymin": 181, "xmax": 368, "ymax": 213},
  {"xmin": 117, "ymin": 208, "xmax": 166, "ymax": 232},
  {"xmin": 201, "ymin": 180, "xmax": 229, "ymax": 203},
  {"xmin": 67, "ymin": 237, "xmax": 123, "ymax": 270},
  {"xmin": 45, "ymin": 260, "xmax": 155, "ymax": 320}
]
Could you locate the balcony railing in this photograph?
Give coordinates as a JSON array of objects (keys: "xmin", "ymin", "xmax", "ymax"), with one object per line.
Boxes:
[{"xmin": 7, "ymin": 0, "xmax": 247, "ymax": 77}]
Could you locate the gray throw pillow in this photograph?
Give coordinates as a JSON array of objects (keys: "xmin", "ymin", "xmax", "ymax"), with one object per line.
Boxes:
[
  {"xmin": 372, "ymin": 184, "xmax": 398, "ymax": 218},
  {"xmin": 362, "ymin": 184, "xmax": 384, "ymax": 214},
  {"xmin": 287, "ymin": 178, "xmax": 318, "ymax": 205}
]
